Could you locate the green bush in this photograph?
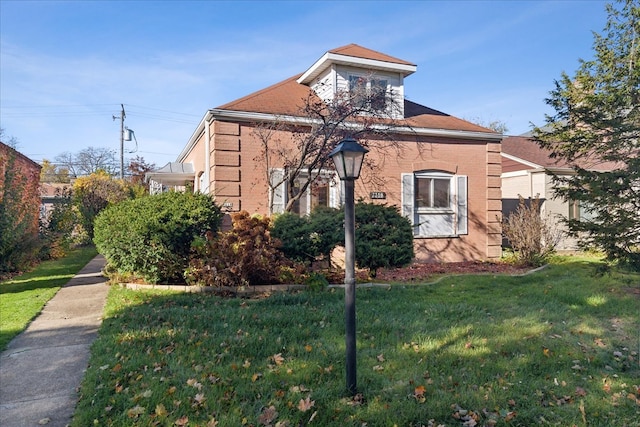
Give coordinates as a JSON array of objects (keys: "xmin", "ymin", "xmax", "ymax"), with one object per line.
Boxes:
[
  {"xmin": 271, "ymin": 207, "xmax": 342, "ymax": 264},
  {"xmin": 272, "ymin": 203, "xmax": 414, "ymax": 279},
  {"xmin": 270, "ymin": 212, "xmax": 314, "ymax": 263},
  {"xmin": 93, "ymin": 192, "xmax": 223, "ymax": 284},
  {"xmin": 186, "ymin": 211, "xmax": 303, "ymax": 287},
  {"xmin": 352, "ymin": 202, "xmax": 414, "ymax": 278}
]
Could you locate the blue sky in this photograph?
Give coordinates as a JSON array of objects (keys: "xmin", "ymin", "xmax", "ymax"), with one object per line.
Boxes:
[{"xmin": 1, "ymin": 0, "xmax": 608, "ymax": 169}]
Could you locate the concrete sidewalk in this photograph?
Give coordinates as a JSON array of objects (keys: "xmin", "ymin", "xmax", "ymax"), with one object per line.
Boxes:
[{"xmin": 0, "ymin": 255, "xmax": 109, "ymax": 427}]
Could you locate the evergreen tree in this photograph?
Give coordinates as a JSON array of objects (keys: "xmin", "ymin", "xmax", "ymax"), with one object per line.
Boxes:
[{"xmin": 534, "ymin": 0, "xmax": 640, "ymax": 269}]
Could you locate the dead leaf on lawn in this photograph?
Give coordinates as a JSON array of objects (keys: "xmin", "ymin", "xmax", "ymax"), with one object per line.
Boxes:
[
  {"xmin": 174, "ymin": 416, "xmax": 189, "ymax": 426},
  {"xmin": 297, "ymin": 396, "xmax": 315, "ymax": 412},
  {"xmin": 127, "ymin": 405, "xmax": 145, "ymax": 418},
  {"xmin": 258, "ymin": 405, "xmax": 278, "ymax": 425},
  {"xmin": 272, "ymin": 353, "xmax": 285, "ymax": 365}
]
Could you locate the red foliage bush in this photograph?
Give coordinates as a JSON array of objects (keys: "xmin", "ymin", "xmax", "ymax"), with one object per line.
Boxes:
[{"xmin": 186, "ymin": 211, "xmax": 304, "ymax": 287}]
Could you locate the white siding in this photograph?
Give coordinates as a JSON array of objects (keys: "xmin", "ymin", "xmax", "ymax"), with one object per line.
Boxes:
[{"xmin": 310, "ymin": 67, "xmax": 334, "ymax": 103}]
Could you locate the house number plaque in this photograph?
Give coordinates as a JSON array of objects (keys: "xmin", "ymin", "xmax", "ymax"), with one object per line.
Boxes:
[{"xmin": 370, "ymin": 192, "xmax": 386, "ymax": 200}]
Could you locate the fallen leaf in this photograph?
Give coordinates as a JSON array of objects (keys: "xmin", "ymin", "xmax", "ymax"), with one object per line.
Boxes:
[
  {"xmin": 127, "ymin": 405, "xmax": 145, "ymax": 418},
  {"xmin": 38, "ymin": 418, "xmax": 50, "ymax": 425},
  {"xmin": 258, "ymin": 405, "xmax": 278, "ymax": 425},
  {"xmin": 575, "ymin": 386, "xmax": 587, "ymax": 397},
  {"xmin": 193, "ymin": 393, "xmax": 206, "ymax": 405},
  {"xmin": 174, "ymin": 416, "xmax": 189, "ymax": 426},
  {"xmin": 154, "ymin": 403, "xmax": 168, "ymax": 417},
  {"xmin": 297, "ymin": 396, "xmax": 315, "ymax": 412},
  {"xmin": 377, "ymin": 354, "xmax": 385, "ymax": 362},
  {"xmin": 273, "ymin": 353, "xmax": 285, "ymax": 365},
  {"xmin": 304, "ymin": 344, "xmax": 313, "ymax": 352}
]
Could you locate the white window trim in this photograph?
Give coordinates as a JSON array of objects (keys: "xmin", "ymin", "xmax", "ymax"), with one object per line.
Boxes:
[
  {"xmin": 402, "ymin": 171, "xmax": 468, "ymax": 238},
  {"xmin": 269, "ymin": 168, "xmax": 340, "ymax": 215}
]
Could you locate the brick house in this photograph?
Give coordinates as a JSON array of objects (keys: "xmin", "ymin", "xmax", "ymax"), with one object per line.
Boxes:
[
  {"xmin": 150, "ymin": 44, "xmax": 503, "ymax": 262},
  {"xmin": 0, "ymin": 141, "xmax": 42, "ymax": 269}
]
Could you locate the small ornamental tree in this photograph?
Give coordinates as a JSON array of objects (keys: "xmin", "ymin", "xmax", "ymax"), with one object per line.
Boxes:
[
  {"xmin": 94, "ymin": 191, "xmax": 223, "ymax": 284},
  {"xmin": 502, "ymin": 196, "xmax": 561, "ymax": 267},
  {"xmin": 351, "ymin": 202, "xmax": 414, "ymax": 278},
  {"xmin": 73, "ymin": 170, "xmax": 130, "ymax": 239}
]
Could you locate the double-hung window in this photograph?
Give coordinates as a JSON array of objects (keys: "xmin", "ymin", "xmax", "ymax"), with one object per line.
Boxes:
[
  {"xmin": 269, "ymin": 168, "xmax": 338, "ymax": 216},
  {"xmin": 402, "ymin": 171, "xmax": 468, "ymax": 237},
  {"xmin": 348, "ymin": 75, "xmax": 388, "ymax": 111}
]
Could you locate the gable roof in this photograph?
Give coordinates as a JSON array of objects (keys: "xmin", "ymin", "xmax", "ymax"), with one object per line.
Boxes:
[
  {"xmin": 329, "ymin": 44, "xmax": 416, "ymax": 67},
  {"xmin": 297, "ymin": 43, "xmax": 417, "ymax": 85},
  {"xmin": 501, "ymin": 135, "xmax": 619, "ymax": 172}
]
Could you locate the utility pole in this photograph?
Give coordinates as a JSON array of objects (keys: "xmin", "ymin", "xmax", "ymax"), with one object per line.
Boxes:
[{"xmin": 113, "ymin": 104, "xmax": 125, "ymax": 180}]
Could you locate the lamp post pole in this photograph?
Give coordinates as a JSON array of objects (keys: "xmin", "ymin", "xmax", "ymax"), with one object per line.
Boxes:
[
  {"xmin": 343, "ymin": 176, "xmax": 357, "ymax": 395},
  {"xmin": 328, "ymin": 137, "xmax": 368, "ymax": 396}
]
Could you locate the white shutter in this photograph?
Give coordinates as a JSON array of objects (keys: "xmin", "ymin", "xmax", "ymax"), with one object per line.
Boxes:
[
  {"xmin": 270, "ymin": 169, "xmax": 285, "ymax": 214},
  {"xmin": 401, "ymin": 173, "xmax": 415, "ymax": 228},
  {"xmin": 456, "ymin": 175, "xmax": 468, "ymax": 235}
]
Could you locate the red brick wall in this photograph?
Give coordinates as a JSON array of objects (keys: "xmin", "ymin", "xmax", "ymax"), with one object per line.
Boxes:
[
  {"xmin": 191, "ymin": 121, "xmax": 502, "ymax": 262},
  {"xmin": 0, "ymin": 142, "xmax": 42, "ymax": 252}
]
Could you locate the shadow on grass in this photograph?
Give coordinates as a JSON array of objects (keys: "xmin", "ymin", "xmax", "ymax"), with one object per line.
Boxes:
[{"xmin": 73, "ymin": 262, "xmax": 640, "ymax": 426}]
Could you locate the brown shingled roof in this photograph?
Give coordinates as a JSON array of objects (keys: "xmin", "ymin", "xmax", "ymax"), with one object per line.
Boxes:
[
  {"xmin": 217, "ymin": 74, "xmax": 494, "ymax": 134},
  {"xmin": 328, "ymin": 43, "xmax": 416, "ymax": 67},
  {"xmin": 502, "ymin": 135, "xmax": 619, "ymax": 171}
]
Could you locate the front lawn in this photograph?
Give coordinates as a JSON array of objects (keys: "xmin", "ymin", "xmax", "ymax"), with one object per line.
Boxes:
[
  {"xmin": 0, "ymin": 246, "xmax": 98, "ymax": 351},
  {"xmin": 74, "ymin": 255, "xmax": 639, "ymax": 426}
]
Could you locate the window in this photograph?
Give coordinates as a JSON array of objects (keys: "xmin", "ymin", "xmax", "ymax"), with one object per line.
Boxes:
[
  {"xmin": 270, "ymin": 169, "xmax": 337, "ymax": 216},
  {"xmin": 402, "ymin": 171, "xmax": 468, "ymax": 237},
  {"xmin": 348, "ymin": 75, "xmax": 388, "ymax": 110},
  {"xmin": 568, "ymin": 200, "xmax": 596, "ymax": 222}
]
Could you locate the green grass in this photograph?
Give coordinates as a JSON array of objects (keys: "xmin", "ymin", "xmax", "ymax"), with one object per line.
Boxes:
[
  {"xmin": 0, "ymin": 246, "xmax": 98, "ymax": 350},
  {"xmin": 74, "ymin": 256, "xmax": 639, "ymax": 426}
]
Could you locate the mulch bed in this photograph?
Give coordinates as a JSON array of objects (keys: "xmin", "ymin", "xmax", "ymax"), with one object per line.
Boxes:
[{"xmin": 374, "ymin": 261, "xmax": 532, "ymax": 283}]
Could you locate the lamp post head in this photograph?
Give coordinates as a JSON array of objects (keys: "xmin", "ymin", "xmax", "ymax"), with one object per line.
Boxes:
[{"xmin": 328, "ymin": 138, "xmax": 369, "ymax": 180}]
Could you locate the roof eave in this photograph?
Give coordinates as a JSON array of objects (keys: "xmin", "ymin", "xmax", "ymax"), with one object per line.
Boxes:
[
  {"xmin": 297, "ymin": 52, "xmax": 417, "ymax": 85},
  {"xmin": 177, "ymin": 110, "xmax": 213, "ymax": 162},
  {"xmin": 207, "ymin": 109, "xmax": 503, "ymax": 141}
]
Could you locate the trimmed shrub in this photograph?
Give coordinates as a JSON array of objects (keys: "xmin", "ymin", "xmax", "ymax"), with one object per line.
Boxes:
[
  {"xmin": 352, "ymin": 202, "xmax": 414, "ymax": 278},
  {"xmin": 271, "ymin": 206, "xmax": 342, "ymax": 264},
  {"xmin": 186, "ymin": 211, "xmax": 303, "ymax": 287},
  {"xmin": 94, "ymin": 191, "xmax": 223, "ymax": 284},
  {"xmin": 270, "ymin": 212, "xmax": 315, "ymax": 263}
]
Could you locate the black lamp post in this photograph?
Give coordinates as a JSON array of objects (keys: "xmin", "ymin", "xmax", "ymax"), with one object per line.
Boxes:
[{"xmin": 328, "ymin": 137, "xmax": 368, "ymax": 395}]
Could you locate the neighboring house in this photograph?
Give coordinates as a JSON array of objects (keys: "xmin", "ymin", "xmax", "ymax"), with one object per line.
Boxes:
[
  {"xmin": 501, "ymin": 135, "xmax": 616, "ymax": 250},
  {"xmin": 39, "ymin": 182, "xmax": 73, "ymax": 224},
  {"xmin": 150, "ymin": 44, "xmax": 503, "ymax": 262},
  {"xmin": 0, "ymin": 141, "xmax": 42, "ymax": 250}
]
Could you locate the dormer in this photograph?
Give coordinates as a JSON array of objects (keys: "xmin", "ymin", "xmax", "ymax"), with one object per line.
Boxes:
[{"xmin": 297, "ymin": 44, "xmax": 417, "ymax": 119}]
